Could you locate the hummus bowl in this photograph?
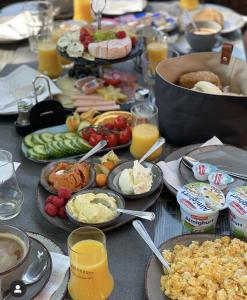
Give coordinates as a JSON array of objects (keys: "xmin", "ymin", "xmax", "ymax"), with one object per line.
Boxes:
[{"xmin": 65, "ymin": 188, "xmax": 125, "ymax": 228}]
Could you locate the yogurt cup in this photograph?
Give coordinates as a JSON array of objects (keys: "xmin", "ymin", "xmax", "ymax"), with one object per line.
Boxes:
[
  {"xmin": 226, "ymin": 186, "xmax": 247, "ymax": 239},
  {"xmin": 208, "ymin": 171, "xmax": 234, "ymax": 190},
  {"xmin": 177, "ymin": 182, "xmax": 226, "ymax": 233},
  {"xmin": 192, "ymin": 163, "xmax": 217, "ymax": 181}
]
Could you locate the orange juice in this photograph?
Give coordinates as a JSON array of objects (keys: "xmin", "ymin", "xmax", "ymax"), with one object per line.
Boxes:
[
  {"xmin": 52, "ymin": 27, "xmax": 72, "ymax": 65},
  {"xmin": 147, "ymin": 42, "xmax": 168, "ymax": 72},
  {"xmin": 74, "ymin": 0, "xmax": 93, "ymax": 22},
  {"xmin": 68, "ymin": 240, "xmax": 114, "ymax": 300},
  {"xmin": 130, "ymin": 123, "xmax": 162, "ymax": 161},
  {"xmin": 38, "ymin": 40, "xmax": 62, "ymax": 79},
  {"xmin": 180, "ymin": 0, "xmax": 199, "ymax": 10}
]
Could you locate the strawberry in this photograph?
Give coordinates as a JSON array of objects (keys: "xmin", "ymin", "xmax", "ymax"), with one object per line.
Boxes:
[
  {"xmin": 58, "ymin": 206, "xmax": 67, "ymax": 219},
  {"xmin": 58, "ymin": 188, "xmax": 72, "ymax": 200},
  {"xmin": 131, "ymin": 36, "xmax": 137, "ymax": 47},
  {"xmin": 45, "ymin": 203, "xmax": 58, "ymax": 217},
  {"xmin": 116, "ymin": 31, "xmax": 126, "ymax": 39},
  {"xmin": 51, "ymin": 196, "xmax": 65, "ymax": 208}
]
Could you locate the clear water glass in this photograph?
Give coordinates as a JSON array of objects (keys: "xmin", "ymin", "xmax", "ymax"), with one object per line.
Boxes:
[
  {"xmin": 24, "ymin": 1, "xmax": 54, "ymax": 53},
  {"xmin": 0, "ymin": 150, "xmax": 23, "ymax": 220}
]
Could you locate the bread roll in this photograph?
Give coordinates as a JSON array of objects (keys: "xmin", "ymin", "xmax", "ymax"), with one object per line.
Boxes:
[
  {"xmin": 178, "ymin": 71, "xmax": 222, "ymax": 89},
  {"xmin": 193, "ymin": 8, "xmax": 224, "ymax": 29}
]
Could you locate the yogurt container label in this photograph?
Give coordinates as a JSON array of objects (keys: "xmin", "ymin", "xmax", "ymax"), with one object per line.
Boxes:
[
  {"xmin": 177, "ymin": 182, "xmax": 225, "ymax": 233},
  {"xmin": 226, "ymin": 186, "xmax": 247, "ymax": 238}
]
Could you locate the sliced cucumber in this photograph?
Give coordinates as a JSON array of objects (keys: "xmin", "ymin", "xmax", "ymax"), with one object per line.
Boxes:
[
  {"xmin": 77, "ymin": 121, "xmax": 91, "ymax": 132},
  {"xmin": 40, "ymin": 133, "xmax": 54, "ymax": 143},
  {"xmin": 54, "ymin": 133, "xmax": 65, "ymax": 141},
  {"xmin": 32, "ymin": 145, "xmax": 47, "ymax": 157},
  {"xmin": 61, "ymin": 140, "xmax": 78, "ymax": 155},
  {"xmin": 70, "ymin": 139, "xmax": 83, "ymax": 153},
  {"xmin": 74, "ymin": 137, "xmax": 92, "ymax": 152},
  {"xmin": 64, "ymin": 132, "xmax": 79, "ymax": 140},
  {"xmin": 27, "ymin": 148, "xmax": 47, "ymax": 160},
  {"xmin": 24, "ymin": 134, "xmax": 35, "ymax": 148},
  {"xmin": 32, "ymin": 134, "xmax": 46, "ymax": 145}
]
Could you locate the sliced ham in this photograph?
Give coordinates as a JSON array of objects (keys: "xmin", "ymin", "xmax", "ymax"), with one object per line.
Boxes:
[
  {"xmin": 76, "ymin": 104, "xmax": 120, "ymax": 112},
  {"xmin": 88, "ymin": 37, "xmax": 132, "ymax": 60},
  {"xmin": 71, "ymin": 94, "xmax": 104, "ymax": 101}
]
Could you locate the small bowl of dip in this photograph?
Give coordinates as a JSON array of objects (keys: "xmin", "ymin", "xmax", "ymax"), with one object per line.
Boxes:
[
  {"xmin": 176, "ymin": 182, "xmax": 226, "ymax": 233},
  {"xmin": 185, "ymin": 21, "xmax": 222, "ymax": 52},
  {"xmin": 226, "ymin": 186, "xmax": 247, "ymax": 239}
]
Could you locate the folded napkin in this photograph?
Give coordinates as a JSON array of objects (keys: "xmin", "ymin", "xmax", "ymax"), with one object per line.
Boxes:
[
  {"xmin": 34, "ymin": 252, "xmax": 70, "ymax": 300},
  {"xmin": 0, "ymin": 14, "xmax": 29, "ymax": 42},
  {"xmin": 0, "ymin": 65, "xmax": 61, "ymax": 114},
  {"xmin": 157, "ymin": 136, "xmax": 223, "ymax": 192}
]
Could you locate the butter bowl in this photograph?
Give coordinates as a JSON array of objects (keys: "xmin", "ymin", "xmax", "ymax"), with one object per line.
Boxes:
[
  {"xmin": 107, "ymin": 160, "xmax": 163, "ymax": 199},
  {"xmin": 65, "ymin": 188, "xmax": 125, "ymax": 228}
]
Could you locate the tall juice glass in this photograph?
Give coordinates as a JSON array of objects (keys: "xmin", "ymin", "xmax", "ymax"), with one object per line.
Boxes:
[
  {"xmin": 130, "ymin": 104, "xmax": 162, "ymax": 161},
  {"xmin": 68, "ymin": 227, "xmax": 114, "ymax": 300},
  {"xmin": 180, "ymin": 0, "xmax": 199, "ymax": 10},
  {"xmin": 37, "ymin": 32, "xmax": 62, "ymax": 79},
  {"xmin": 74, "ymin": 0, "xmax": 93, "ymax": 22},
  {"xmin": 147, "ymin": 36, "xmax": 168, "ymax": 73}
]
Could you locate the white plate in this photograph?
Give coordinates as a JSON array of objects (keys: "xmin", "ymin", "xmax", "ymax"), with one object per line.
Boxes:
[
  {"xmin": 103, "ymin": 0, "xmax": 147, "ymax": 16},
  {"xmin": 180, "ymin": 4, "xmax": 245, "ymax": 34}
]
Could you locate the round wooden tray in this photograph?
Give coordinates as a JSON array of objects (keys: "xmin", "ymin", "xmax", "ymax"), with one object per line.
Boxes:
[{"xmin": 36, "ymin": 183, "xmax": 163, "ymax": 232}]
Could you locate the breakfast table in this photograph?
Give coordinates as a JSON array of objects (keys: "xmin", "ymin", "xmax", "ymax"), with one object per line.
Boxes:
[{"xmin": 0, "ymin": 1, "xmax": 246, "ymax": 300}]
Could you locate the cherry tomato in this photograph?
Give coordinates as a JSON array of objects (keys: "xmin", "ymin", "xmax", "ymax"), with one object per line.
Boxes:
[
  {"xmin": 114, "ymin": 116, "xmax": 127, "ymax": 130},
  {"xmin": 89, "ymin": 133, "xmax": 103, "ymax": 146},
  {"xmin": 104, "ymin": 123, "xmax": 114, "ymax": 130},
  {"xmin": 126, "ymin": 125, "xmax": 132, "ymax": 137},
  {"xmin": 105, "ymin": 133, "xmax": 118, "ymax": 148},
  {"xmin": 118, "ymin": 128, "xmax": 131, "ymax": 144},
  {"xmin": 88, "ymin": 127, "xmax": 96, "ymax": 135},
  {"xmin": 81, "ymin": 130, "xmax": 90, "ymax": 141}
]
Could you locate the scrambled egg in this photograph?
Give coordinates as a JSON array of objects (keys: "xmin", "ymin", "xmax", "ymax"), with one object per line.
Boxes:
[
  {"xmin": 67, "ymin": 193, "xmax": 117, "ymax": 223},
  {"xmin": 161, "ymin": 237, "xmax": 247, "ymax": 300}
]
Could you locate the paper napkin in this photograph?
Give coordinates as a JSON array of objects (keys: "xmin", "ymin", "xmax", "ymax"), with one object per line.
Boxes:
[
  {"xmin": 0, "ymin": 14, "xmax": 29, "ymax": 42},
  {"xmin": 34, "ymin": 252, "xmax": 70, "ymax": 300},
  {"xmin": 0, "ymin": 65, "xmax": 61, "ymax": 114},
  {"xmin": 157, "ymin": 136, "xmax": 223, "ymax": 191}
]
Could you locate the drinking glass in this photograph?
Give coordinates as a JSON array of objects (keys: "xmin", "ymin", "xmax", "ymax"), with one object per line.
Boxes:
[
  {"xmin": 37, "ymin": 31, "xmax": 62, "ymax": 79},
  {"xmin": 67, "ymin": 227, "xmax": 114, "ymax": 300},
  {"xmin": 73, "ymin": 0, "xmax": 93, "ymax": 22},
  {"xmin": 24, "ymin": 1, "xmax": 53, "ymax": 53},
  {"xmin": 0, "ymin": 150, "xmax": 23, "ymax": 220},
  {"xmin": 130, "ymin": 103, "xmax": 162, "ymax": 161}
]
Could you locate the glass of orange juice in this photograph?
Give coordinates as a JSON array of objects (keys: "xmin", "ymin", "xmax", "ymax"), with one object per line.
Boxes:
[
  {"xmin": 180, "ymin": 0, "xmax": 199, "ymax": 10},
  {"xmin": 37, "ymin": 32, "xmax": 62, "ymax": 79},
  {"xmin": 67, "ymin": 227, "xmax": 114, "ymax": 300},
  {"xmin": 130, "ymin": 103, "xmax": 162, "ymax": 161},
  {"xmin": 74, "ymin": 0, "xmax": 93, "ymax": 22}
]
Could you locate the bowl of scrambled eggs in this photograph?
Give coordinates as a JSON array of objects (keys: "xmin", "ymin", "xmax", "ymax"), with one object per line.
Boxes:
[{"xmin": 65, "ymin": 188, "xmax": 125, "ymax": 228}]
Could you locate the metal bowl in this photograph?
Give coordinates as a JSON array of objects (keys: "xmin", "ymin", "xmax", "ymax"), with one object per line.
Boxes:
[
  {"xmin": 65, "ymin": 188, "xmax": 125, "ymax": 228},
  {"xmin": 107, "ymin": 161, "xmax": 163, "ymax": 199},
  {"xmin": 40, "ymin": 159, "xmax": 95, "ymax": 194}
]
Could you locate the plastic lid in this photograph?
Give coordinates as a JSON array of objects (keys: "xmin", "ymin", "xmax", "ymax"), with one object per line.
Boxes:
[
  {"xmin": 226, "ymin": 186, "xmax": 247, "ymax": 218},
  {"xmin": 177, "ymin": 182, "xmax": 226, "ymax": 213}
]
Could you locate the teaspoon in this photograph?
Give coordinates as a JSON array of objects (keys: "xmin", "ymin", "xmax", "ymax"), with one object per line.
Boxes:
[{"xmin": 139, "ymin": 137, "xmax": 165, "ymax": 163}]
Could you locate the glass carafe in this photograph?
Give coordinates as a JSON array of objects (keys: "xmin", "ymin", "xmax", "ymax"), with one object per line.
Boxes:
[
  {"xmin": 68, "ymin": 227, "xmax": 114, "ymax": 300},
  {"xmin": 0, "ymin": 150, "xmax": 23, "ymax": 220}
]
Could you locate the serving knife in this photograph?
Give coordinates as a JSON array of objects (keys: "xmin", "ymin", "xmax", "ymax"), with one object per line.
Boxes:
[{"xmin": 182, "ymin": 155, "xmax": 247, "ymax": 180}]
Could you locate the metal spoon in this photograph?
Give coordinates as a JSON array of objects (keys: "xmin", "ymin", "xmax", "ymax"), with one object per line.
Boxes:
[
  {"xmin": 91, "ymin": 0, "xmax": 106, "ymax": 30},
  {"xmin": 92, "ymin": 198, "xmax": 155, "ymax": 221},
  {"xmin": 139, "ymin": 137, "xmax": 165, "ymax": 163},
  {"xmin": 132, "ymin": 220, "xmax": 170, "ymax": 274},
  {"xmin": 55, "ymin": 140, "xmax": 107, "ymax": 175}
]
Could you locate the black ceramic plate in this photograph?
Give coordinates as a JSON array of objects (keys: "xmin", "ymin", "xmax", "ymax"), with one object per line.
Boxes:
[
  {"xmin": 145, "ymin": 233, "xmax": 225, "ymax": 300},
  {"xmin": 36, "ymin": 183, "xmax": 162, "ymax": 232},
  {"xmin": 40, "ymin": 159, "xmax": 95, "ymax": 194},
  {"xmin": 57, "ymin": 39, "xmax": 143, "ymax": 66},
  {"xmin": 7, "ymin": 237, "xmax": 52, "ymax": 300},
  {"xmin": 66, "ymin": 188, "xmax": 125, "ymax": 228},
  {"xmin": 108, "ymin": 161, "xmax": 163, "ymax": 199},
  {"xmin": 179, "ymin": 145, "xmax": 247, "ymax": 193}
]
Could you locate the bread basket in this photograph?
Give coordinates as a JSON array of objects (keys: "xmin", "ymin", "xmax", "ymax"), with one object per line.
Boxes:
[{"xmin": 155, "ymin": 45, "xmax": 247, "ymax": 146}]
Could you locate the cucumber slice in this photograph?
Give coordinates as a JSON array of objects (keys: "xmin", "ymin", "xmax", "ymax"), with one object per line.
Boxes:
[
  {"xmin": 40, "ymin": 133, "xmax": 54, "ymax": 143},
  {"xmin": 54, "ymin": 133, "xmax": 65, "ymax": 141},
  {"xmin": 32, "ymin": 134, "xmax": 45, "ymax": 145},
  {"xmin": 77, "ymin": 121, "xmax": 91, "ymax": 132},
  {"xmin": 64, "ymin": 132, "xmax": 79, "ymax": 140},
  {"xmin": 24, "ymin": 134, "xmax": 35, "ymax": 148},
  {"xmin": 32, "ymin": 145, "xmax": 47, "ymax": 157},
  {"xmin": 74, "ymin": 137, "xmax": 92, "ymax": 152},
  {"xmin": 70, "ymin": 139, "xmax": 83, "ymax": 153},
  {"xmin": 61, "ymin": 140, "xmax": 78, "ymax": 155},
  {"xmin": 27, "ymin": 149, "xmax": 47, "ymax": 160}
]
